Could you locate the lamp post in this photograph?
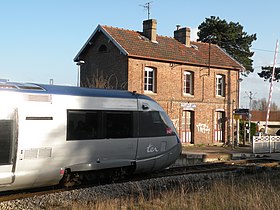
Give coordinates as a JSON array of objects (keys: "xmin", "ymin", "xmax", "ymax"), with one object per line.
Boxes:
[
  {"xmin": 236, "ymin": 77, "xmax": 243, "ymax": 145},
  {"xmin": 245, "ymin": 91, "xmax": 253, "ymax": 143},
  {"xmin": 76, "ymin": 60, "xmax": 85, "ymax": 87}
]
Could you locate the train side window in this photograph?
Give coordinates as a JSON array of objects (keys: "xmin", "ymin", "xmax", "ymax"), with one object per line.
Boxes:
[
  {"xmin": 139, "ymin": 111, "xmax": 175, "ymax": 137},
  {"xmin": 67, "ymin": 110, "xmax": 100, "ymax": 140},
  {"xmin": 105, "ymin": 111, "xmax": 133, "ymax": 138}
]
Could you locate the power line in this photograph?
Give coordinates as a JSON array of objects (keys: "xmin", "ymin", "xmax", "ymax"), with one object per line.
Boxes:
[
  {"xmin": 252, "ymin": 48, "xmax": 280, "ymax": 53},
  {"xmin": 253, "ymin": 64, "xmax": 280, "ymax": 70},
  {"xmin": 202, "ymin": 38, "xmax": 279, "ymax": 54}
]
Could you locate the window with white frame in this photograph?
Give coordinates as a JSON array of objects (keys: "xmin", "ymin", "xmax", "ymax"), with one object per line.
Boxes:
[
  {"xmin": 216, "ymin": 74, "xmax": 225, "ymax": 96},
  {"xmin": 144, "ymin": 67, "xmax": 156, "ymax": 92},
  {"xmin": 183, "ymin": 71, "xmax": 193, "ymax": 95}
]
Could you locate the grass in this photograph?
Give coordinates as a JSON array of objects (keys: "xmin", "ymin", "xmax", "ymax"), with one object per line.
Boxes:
[{"xmin": 48, "ymin": 170, "xmax": 280, "ymax": 210}]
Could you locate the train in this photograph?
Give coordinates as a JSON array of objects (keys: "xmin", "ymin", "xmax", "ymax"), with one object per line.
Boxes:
[{"xmin": 0, "ymin": 81, "xmax": 182, "ymax": 191}]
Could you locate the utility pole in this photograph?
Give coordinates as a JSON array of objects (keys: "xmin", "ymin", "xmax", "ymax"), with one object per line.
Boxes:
[
  {"xmin": 208, "ymin": 35, "xmax": 212, "ymax": 75},
  {"xmin": 245, "ymin": 91, "xmax": 254, "ymax": 143},
  {"xmin": 232, "ymin": 99, "xmax": 235, "ymax": 148}
]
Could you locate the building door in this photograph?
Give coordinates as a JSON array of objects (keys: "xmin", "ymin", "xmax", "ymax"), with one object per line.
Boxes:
[
  {"xmin": 181, "ymin": 110, "xmax": 194, "ymax": 144},
  {"xmin": 214, "ymin": 111, "xmax": 225, "ymax": 143}
]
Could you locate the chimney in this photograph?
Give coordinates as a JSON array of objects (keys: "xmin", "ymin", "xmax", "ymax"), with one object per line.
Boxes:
[
  {"xmin": 143, "ymin": 19, "xmax": 157, "ymax": 42},
  {"xmin": 174, "ymin": 26, "xmax": 191, "ymax": 47}
]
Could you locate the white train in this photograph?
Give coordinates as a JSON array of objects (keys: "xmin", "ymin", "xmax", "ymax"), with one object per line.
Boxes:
[{"xmin": 0, "ymin": 82, "xmax": 181, "ymax": 191}]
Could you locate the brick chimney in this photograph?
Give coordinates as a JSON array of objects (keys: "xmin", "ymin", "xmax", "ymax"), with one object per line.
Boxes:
[
  {"xmin": 174, "ymin": 26, "xmax": 191, "ymax": 47},
  {"xmin": 143, "ymin": 19, "xmax": 157, "ymax": 42}
]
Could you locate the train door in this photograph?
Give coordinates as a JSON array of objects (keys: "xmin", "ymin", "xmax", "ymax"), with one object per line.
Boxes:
[
  {"xmin": 0, "ymin": 108, "xmax": 17, "ymax": 185},
  {"xmin": 180, "ymin": 110, "xmax": 194, "ymax": 144}
]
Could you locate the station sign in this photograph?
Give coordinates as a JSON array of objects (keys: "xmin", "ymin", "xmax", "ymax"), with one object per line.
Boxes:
[
  {"xmin": 234, "ymin": 109, "xmax": 249, "ymax": 115},
  {"xmin": 234, "ymin": 108, "xmax": 249, "ymax": 120},
  {"xmin": 181, "ymin": 103, "xmax": 196, "ymax": 110}
]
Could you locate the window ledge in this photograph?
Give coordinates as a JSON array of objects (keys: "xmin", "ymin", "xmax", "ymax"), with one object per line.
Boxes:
[
  {"xmin": 183, "ymin": 93, "xmax": 194, "ymax": 97},
  {"xmin": 144, "ymin": 91, "xmax": 157, "ymax": 96}
]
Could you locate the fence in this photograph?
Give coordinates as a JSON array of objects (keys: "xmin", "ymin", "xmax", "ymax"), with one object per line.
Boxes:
[{"xmin": 253, "ymin": 135, "xmax": 280, "ymax": 153}]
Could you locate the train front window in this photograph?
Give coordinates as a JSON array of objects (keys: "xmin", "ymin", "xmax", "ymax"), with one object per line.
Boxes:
[{"xmin": 139, "ymin": 111, "xmax": 176, "ymax": 137}]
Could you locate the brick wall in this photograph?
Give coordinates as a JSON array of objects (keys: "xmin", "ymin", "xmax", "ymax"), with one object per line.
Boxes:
[
  {"xmin": 80, "ymin": 32, "xmax": 128, "ymax": 89},
  {"xmin": 128, "ymin": 57, "xmax": 239, "ymax": 145}
]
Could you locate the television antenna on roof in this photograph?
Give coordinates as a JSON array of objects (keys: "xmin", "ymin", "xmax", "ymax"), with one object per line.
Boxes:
[{"xmin": 140, "ymin": 1, "xmax": 153, "ymax": 19}]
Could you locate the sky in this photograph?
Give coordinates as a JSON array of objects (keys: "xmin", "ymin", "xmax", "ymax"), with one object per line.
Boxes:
[{"xmin": 1, "ymin": 0, "xmax": 280, "ymax": 108}]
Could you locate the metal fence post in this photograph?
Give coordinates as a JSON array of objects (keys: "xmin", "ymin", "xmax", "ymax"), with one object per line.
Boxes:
[
  {"xmin": 269, "ymin": 135, "xmax": 272, "ymax": 153},
  {"xmin": 252, "ymin": 136, "xmax": 255, "ymax": 154}
]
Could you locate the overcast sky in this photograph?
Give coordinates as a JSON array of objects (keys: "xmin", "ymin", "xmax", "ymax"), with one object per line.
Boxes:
[{"xmin": 1, "ymin": 0, "xmax": 280, "ymax": 108}]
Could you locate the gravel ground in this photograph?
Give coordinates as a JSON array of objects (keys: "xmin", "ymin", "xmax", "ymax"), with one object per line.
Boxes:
[{"xmin": 0, "ymin": 171, "xmax": 235, "ymax": 210}]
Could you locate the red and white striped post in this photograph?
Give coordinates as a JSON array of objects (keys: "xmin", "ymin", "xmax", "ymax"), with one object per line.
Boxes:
[{"xmin": 265, "ymin": 40, "xmax": 279, "ymax": 134}]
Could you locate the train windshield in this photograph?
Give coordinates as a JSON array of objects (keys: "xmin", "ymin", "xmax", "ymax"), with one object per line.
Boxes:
[
  {"xmin": 139, "ymin": 111, "xmax": 176, "ymax": 137},
  {"xmin": 159, "ymin": 111, "xmax": 177, "ymax": 135}
]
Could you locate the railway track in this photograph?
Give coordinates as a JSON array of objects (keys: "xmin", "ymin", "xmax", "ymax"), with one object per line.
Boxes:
[
  {"xmin": 137, "ymin": 158, "xmax": 280, "ymax": 180},
  {"xmin": 1, "ymin": 158, "xmax": 279, "ymax": 203}
]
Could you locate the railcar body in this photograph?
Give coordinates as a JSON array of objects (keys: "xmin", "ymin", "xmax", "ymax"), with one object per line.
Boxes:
[{"xmin": 0, "ymin": 82, "xmax": 181, "ymax": 191}]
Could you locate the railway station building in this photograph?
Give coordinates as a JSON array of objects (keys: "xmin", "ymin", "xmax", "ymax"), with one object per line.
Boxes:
[{"xmin": 74, "ymin": 19, "xmax": 244, "ymax": 145}]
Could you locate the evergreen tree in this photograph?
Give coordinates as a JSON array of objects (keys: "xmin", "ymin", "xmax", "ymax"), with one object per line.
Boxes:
[
  {"xmin": 258, "ymin": 66, "xmax": 280, "ymax": 82},
  {"xmin": 198, "ymin": 16, "xmax": 257, "ymax": 75}
]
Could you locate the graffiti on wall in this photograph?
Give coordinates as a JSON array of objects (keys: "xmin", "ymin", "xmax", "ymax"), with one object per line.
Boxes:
[{"xmin": 196, "ymin": 123, "xmax": 210, "ymax": 134}]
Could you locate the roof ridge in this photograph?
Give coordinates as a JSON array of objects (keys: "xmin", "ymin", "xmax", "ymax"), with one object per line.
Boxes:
[
  {"xmin": 192, "ymin": 41, "xmax": 219, "ymax": 46},
  {"xmin": 101, "ymin": 25, "xmax": 212, "ymax": 45},
  {"xmin": 102, "ymin": 25, "xmax": 141, "ymax": 33}
]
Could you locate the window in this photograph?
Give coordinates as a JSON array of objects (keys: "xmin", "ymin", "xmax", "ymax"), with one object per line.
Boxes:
[
  {"xmin": 66, "ymin": 110, "xmax": 134, "ymax": 140},
  {"xmin": 144, "ymin": 67, "xmax": 156, "ymax": 93},
  {"xmin": 98, "ymin": 44, "xmax": 108, "ymax": 52},
  {"xmin": 216, "ymin": 74, "xmax": 225, "ymax": 96},
  {"xmin": 66, "ymin": 110, "xmax": 175, "ymax": 140},
  {"xmin": 105, "ymin": 112, "xmax": 133, "ymax": 138},
  {"xmin": 67, "ymin": 110, "xmax": 101, "ymax": 140},
  {"xmin": 183, "ymin": 71, "xmax": 193, "ymax": 95},
  {"xmin": 139, "ymin": 111, "xmax": 176, "ymax": 137},
  {"xmin": 0, "ymin": 120, "xmax": 13, "ymax": 165}
]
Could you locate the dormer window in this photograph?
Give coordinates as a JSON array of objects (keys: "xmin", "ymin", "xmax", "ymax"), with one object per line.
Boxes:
[{"xmin": 98, "ymin": 44, "xmax": 108, "ymax": 52}]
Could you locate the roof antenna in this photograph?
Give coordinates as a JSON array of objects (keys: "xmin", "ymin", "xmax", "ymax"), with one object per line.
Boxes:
[{"xmin": 140, "ymin": 1, "xmax": 153, "ymax": 19}]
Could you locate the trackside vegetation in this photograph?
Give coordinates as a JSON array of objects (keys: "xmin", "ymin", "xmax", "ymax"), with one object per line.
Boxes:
[{"xmin": 49, "ymin": 170, "xmax": 280, "ymax": 210}]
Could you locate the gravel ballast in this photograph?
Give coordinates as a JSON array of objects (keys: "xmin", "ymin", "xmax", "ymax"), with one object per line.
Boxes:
[{"xmin": 0, "ymin": 171, "xmax": 236, "ymax": 210}]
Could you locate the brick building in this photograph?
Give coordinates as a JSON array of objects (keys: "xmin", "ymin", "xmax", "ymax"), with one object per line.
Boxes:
[
  {"xmin": 251, "ymin": 111, "xmax": 280, "ymax": 135},
  {"xmin": 74, "ymin": 19, "xmax": 244, "ymax": 145}
]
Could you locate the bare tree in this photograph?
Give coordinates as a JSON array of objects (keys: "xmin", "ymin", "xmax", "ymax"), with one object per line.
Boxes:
[
  {"xmin": 271, "ymin": 102, "xmax": 279, "ymax": 111},
  {"xmin": 82, "ymin": 69, "xmax": 119, "ymax": 89},
  {"xmin": 251, "ymin": 98, "xmax": 279, "ymax": 111}
]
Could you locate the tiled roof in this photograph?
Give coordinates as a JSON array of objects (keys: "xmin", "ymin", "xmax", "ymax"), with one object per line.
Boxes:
[
  {"xmin": 251, "ymin": 111, "xmax": 280, "ymax": 122},
  {"xmin": 75, "ymin": 25, "xmax": 244, "ymax": 71}
]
